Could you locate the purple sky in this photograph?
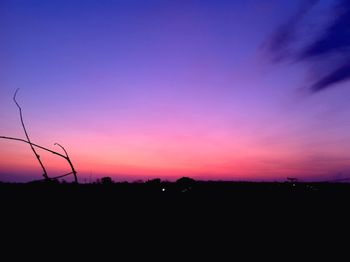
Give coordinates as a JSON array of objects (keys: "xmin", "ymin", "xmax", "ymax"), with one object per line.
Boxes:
[{"xmin": 1, "ymin": 0, "xmax": 350, "ymax": 183}]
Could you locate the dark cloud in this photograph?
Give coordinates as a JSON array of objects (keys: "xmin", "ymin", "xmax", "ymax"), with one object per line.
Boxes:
[
  {"xmin": 265, "ymin": 0, "xmax": 350, "ymax": 93},
  {"xmin": 301, "ymin": 0, "xmax": 350, "ymax": 92},
  {"xmin": 311, "ymin": 61, "xmax": 350, "ymax": 92},
  {"xmin": 300, "ymin": 0, "xmax": 350, "ymax": 59},
  {"xmin": 265, "ymin": 20, "xmax": 296, "ymax": 62},
  {"xmin": 264, "ymin": 0, "xmax": 319, "ymax": 62}
]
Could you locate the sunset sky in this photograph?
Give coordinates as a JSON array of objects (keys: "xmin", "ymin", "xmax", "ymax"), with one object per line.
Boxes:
[{"xmin": 1, "ymin": 0, "xmax": 350, "ymax": 182}]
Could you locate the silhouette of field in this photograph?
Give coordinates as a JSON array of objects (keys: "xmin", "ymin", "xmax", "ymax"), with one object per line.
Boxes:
[
  {"xmin": 2, "ymin": 178, "xmax": 349, "ymax": 251},
  {"xmin": 2, "ymin": 178, "xmax": 350, "ymax": 209}
]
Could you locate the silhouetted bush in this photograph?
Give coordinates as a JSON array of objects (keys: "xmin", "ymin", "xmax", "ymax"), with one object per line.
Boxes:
[
  {"xmin": 101, "ymin": 177, "xmax": 113, "ymax": 185},
  {"xmin": 176, "ymin": 177, "xmax": 196, "ymax": 192}
]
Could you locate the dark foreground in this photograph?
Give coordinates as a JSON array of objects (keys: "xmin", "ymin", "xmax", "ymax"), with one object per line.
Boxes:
[
  {"xmin": 1, "ymin": 180, "xmax": 349, "ymax": 255},
  {"xmin": 2, "ymin": 180, "xmax": 350, "ymax": 210},
  {"xmin": 2, "ymin": 180, "xmax": 350, "ymax": 229}
]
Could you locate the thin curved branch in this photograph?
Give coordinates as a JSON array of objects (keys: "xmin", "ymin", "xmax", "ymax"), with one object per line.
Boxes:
[
  {"xmin": 66, "ymin": 157, "xmax": 78, "ymax": 183},
  {"xmin": 54, "ymin": 142, "xmax": 78, "ymax": 183},
  {"xmin": 13, "ymin": 89, "xmax": 49, "ymax": 180},
  {"xmin": 0, "ymin": 136, "xmax": 78, "ymax": 183},
  {"xmin": 0, "ymin": 136, "xmax": 66, "ymax": 158},
  {"xmin": 51, "ymin": 172, "xmax": 74, "ymax": 180},
  {"xmin": 54, "ymin": 143, "xmax": 68, "ymax": 158},
  {"xmin": 31, "ymin": 172, "xmax": 74, "ymax": 182}
]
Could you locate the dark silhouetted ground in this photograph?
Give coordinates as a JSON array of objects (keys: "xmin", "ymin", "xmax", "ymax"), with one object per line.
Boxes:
[
  {"xmin": 1, "ymin": 178, "xmax": 349, "ymax": 257},
  {"xmin": 2, "ymin": 178, "xmax": 350, "ymax": 211}
]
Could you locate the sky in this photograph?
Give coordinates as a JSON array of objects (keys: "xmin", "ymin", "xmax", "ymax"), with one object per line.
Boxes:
[{"xmin": 1, "ymin": 0, "xmax": 350, "ymax": 183}]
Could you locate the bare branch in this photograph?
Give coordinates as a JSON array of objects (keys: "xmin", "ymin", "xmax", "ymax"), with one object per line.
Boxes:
[
  {"xmin": 54, "ymin": 142, "xmax": 78, "ymax": 183},
  {"xmin": 51, "ymin": 172, "xmax": 74, "ymax": 180},
  {"xmin": 1, "ymin": 90, "xmax": 79, "ymax": 183},
  {"xmin": 66, "ymin": 157, "xmax": 78, "ymax": 183},
  {"xmin": 13, "ymin": 89, "xmax": 49, "ymax": 180},
  {"xmin": 54, "ymin": 143, "xmax": 68, "ymax": 158},
  {"xmin": 30, "ymin": 172, "xmax": 73, "ymax": 182},
  {"xmin": 0, "ymin": 136, "xmax": 78, "ymax": 183},
  {"xmin": 0, "ymin": 136, "xmax": 66, "ymax": 158}
]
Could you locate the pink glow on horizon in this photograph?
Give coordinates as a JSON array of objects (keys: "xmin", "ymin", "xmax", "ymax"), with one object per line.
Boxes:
[
  {"xmin": 2, "ymin": 0, "xmax": 350, "ymax": 182},
  {"xmin": 2, "ymin": 122, "xmax": 350, "ymax": 182}
]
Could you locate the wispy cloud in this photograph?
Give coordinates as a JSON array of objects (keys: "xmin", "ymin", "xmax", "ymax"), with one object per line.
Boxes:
[
  {"xmin": 264, "ymin": 0, "xmax": 319, "ymax": 62},
  {"xmin": 264, "ymin": 0, "xmax": 350, "ymax": 93}
]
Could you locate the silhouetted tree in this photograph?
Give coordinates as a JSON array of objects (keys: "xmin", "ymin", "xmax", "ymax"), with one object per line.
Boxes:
[
  {"xmin": 101, "ymin": 177, "xmax": 113, "ymax": 185},
  {"xmin": 176, "ymin": 177, "xmax": 195, "ymax": 186},
  {"xmin": 176, "ymin": 177, "xmax": 196, "ymax": 192}
]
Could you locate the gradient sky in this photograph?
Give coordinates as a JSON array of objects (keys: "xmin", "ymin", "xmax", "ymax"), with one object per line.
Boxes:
[{"xmin": 1, "ymin": 0, "xmax": 350, "ymax": 182}]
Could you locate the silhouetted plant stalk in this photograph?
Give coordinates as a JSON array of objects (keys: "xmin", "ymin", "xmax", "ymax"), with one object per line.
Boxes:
[
  {"xmin": 0, "ymin": 90, "xmax": 78, "ymax": 183},
  {"xmin": 54, "ymin": 142, "xmax": 78, "ymax": 183},
  {"xmin": 13, "ymin": 89, "xmax": 49, "ymax": 180}
]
